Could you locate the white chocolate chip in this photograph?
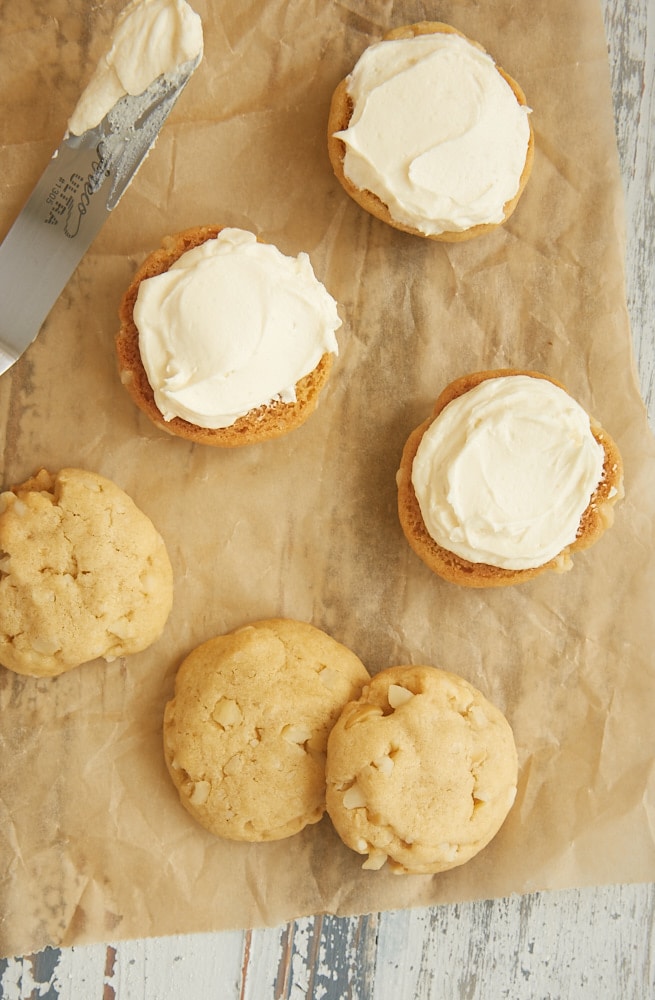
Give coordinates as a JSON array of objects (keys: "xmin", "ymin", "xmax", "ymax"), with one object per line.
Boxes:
[
  {"xmin": 438, "ymin": 843, "xmax": 459, "ymax": 862},
  {"xmin": 223, "ymin": 754, "xmax": 244, "ymax": 776},
  {"xmin": 373, "ymin": 754, "xmax": 394, "ymax": 775},
  {"xmin": 30, "ymin": 636, "xmax": 61, "ymax": 655},
  {"xmin": 362, "ymin": 851, "xmax": 387, "ymax": 870},
  {"xmin": 212, "ymin": 698, "xmax": 243, "ymax": 728},
  {"xmin": 108, "ymin": 619, "xmax": 133, "ymax": 640},
  {"xmin": 388, "ymin": 684, "xmax": 414, "ymax": 709},
  {"xmin": 82, "ymin": 478, "xmax": 102, "ymax": 493},
  {"xmin": 342, "ymin": 783, "xmax": 367, "ymax": 809},
  {"xmin": 468, "ymin": 705, "xmax": 488, "ymax": 727},
  {"xmin": 189, "ymin": 780, "xmax": 210, "ymax": 806},
  {"xmin": 318, "ymin": 667, "xmax": 343, "ymax": 691},
  {"xmin": 282, "ymin": 724, "xmax": 313, "ymax": 745}
]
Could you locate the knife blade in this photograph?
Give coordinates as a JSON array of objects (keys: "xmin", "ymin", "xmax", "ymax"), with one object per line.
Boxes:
[{"xmin": 0, "ymin": 52, "xmax": 201, "ymax": 377}]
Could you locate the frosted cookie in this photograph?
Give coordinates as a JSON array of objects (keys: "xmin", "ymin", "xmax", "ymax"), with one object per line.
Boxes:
[
  {"xmin": 0, "ymin": 468, "xmax": 173, "ymax": 677},
  {"xmin": 117, "ymin": 225, "xmax": 341, "ymax": 446},
  {"xmin": 327, "ymin": 22, "xmax": 533, "ymax": 240},
  {"xmin": 326, "ymin": 665, "xmax": 518, "ymax": 874},
  {"xmin": 163, "ymin": 619, "xmax": 370, "ymax": 842},
  {"xmin": 397, "ymin": 370, "xmax": 624, "ymax": 588}
]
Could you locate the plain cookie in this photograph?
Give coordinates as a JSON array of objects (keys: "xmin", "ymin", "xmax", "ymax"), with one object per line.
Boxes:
[
  {"xmin": 0, "ymin": 468, "xmax": 174, "ymax": 677},
  {"xmin": 326, "ymin": 665, "xmax": 518, "ymax": 874},
  {"xmin": 163, "ymin": 619, "xmax": 370, "ymax": 842}
]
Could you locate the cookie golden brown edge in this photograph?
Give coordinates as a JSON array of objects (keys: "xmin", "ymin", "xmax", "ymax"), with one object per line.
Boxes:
[
  {"xmin": 163, "ymin": 619, "xmax": 371, "ymax": 842},
  {"xmin": 397, "ymin": 369, "xmax": 624, "ymax": 588},
  {"xmin": 327, "ymin": 22, "xmax": 535, "ymax": 242},
  {"xmin": 116, "ymin": 225, "xmax": 335, "ymax": 447},
  {"xmin": 326, "ymin": 664, "xmax": 518, "ymax": 874},
  {"xmin": 0, "ymin": 468, "xmax": 173, "ymax": 677}
]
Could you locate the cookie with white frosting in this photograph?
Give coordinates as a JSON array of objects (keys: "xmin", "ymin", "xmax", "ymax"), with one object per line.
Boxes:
[
  {"xmin": 0, "ymin": 468, "xmax": 173, "ymax": 677},
  {"xmin": 117, "ymin": 226, "xmax": 341, "ymax": 446},
  {"xmin": 328, "ymin": 22, "xmax": 534, "ymax": 240},
  {"xmin": 163, "ymin": 619, "xmax": 370, "ymax": 842},
  {"xmin": 397, "ymin": 370, "xmax": 624, "ymax": 587},
  {"xmin": 326, "ymin": 665, "xmax": 518, "ymax": 874}
]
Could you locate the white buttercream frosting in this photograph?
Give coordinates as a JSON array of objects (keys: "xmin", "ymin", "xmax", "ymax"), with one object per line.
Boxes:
[
  {"xmin": 68, "ymin": 0, "xmax": 203, "ymax": 135},
  {"xmin": 133, "ymin": 228, "xmax": 341, "ymax": 428},
  {"xmin": 335, "ymin": 32, "xmax": 531, "ymax": 235},
  {"xmin": 411, "ymin": 376, "xmax": 605, "ymax": 570}
]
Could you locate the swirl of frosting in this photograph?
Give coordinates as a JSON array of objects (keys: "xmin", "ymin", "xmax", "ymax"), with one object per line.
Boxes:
[
  {"xmin": 335, "ymin": 32, "xmax": 531, "ymax": 235},
  {"xmin": 133, "ymin": 228, "xmax": 341, "ymax": 428},
  {"xmin": 68, "ymin": 0, "xmax": 204, "ymax": 136},
  {"xmin": 411, "ymin": 376, "xmax": 605, "ymax": 570}
]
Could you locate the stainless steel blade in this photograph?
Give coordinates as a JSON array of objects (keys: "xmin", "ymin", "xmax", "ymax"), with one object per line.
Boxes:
[{"xmin": 0, "ymin": 53, "xmax": 201, "ymax": 377}]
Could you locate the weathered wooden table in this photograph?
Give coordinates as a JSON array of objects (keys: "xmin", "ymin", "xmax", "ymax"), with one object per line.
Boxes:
[{"xmin": 1, "ymin": 0, "xmax": 653, "ymax": 995}]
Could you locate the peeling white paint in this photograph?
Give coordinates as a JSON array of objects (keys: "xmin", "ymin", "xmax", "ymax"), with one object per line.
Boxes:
[{"xmin": 1, "ymin": 888, "xmax": 654, "ymax": 999}]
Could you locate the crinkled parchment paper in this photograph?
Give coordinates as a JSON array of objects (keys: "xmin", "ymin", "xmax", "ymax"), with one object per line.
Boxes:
[{"xmin": 1, "ymin": 0, "xmax": 654, "ymax": 958}]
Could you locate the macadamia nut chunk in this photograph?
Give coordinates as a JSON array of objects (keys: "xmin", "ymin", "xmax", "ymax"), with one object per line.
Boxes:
[
  {"xmin": 163, "ymin": 619, "xmax": 370, "ymax": 842},
  {"xmin": 326, "ymin": 665, "xmax": 518, "ymax": 874},
  {"xmin": 0, "ymin": 468, "xmax": 173, "ymax": 677}
]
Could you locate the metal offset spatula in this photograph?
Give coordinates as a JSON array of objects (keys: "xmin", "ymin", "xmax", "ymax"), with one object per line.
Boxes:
[{"xmin": 0, "ymin": 51, "xmax": 201, "ymax": 377}]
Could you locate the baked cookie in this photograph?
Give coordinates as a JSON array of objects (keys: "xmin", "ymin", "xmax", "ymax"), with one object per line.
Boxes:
[
  {"xmin": 117, "ymin": 226, "xmax": 341, "ymax": 446},
  {"xmin": 325, "ymin": 665, "xmax": 518, "ymax": 874},
  {"xmin": 163, "ymin": 619, "xmax": 370, "ymax": 842},
  {"xmin": 397, "ymin": 370, "xmax": 624, "ymax": 587},
  {"xmin": 0, "ymin": 468, "xmax": 173, "ymax": 677},
  {"xmin": 327, "ymin": 22, "xmax": 534, "ymax": 240}
]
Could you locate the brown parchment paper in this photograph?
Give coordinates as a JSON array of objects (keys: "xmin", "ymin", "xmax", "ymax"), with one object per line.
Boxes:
[{"xmin": 1, "ymin": 0, "xmax": 654, "ymax": 959}]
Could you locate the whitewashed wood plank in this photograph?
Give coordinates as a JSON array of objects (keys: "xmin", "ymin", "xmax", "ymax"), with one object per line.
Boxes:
[
  {"xmin": 226, "ymin": 915, "xmax": 380, "ymax": 1000},
  {"xmin": 0, "ymin": 935, "xmax": 247, "ymax": 1000},
  {"xmin": 241, "ymin": 914, "xmax": 379, "ymax": 1000},
  {"xmin": 602, "ymin": 0, "xmax": 655, "ymax": 417},
  {"xmin": 373, "ymin": 885, "xmax": 655, "ymax": 999},
  {"xmin": 51, "ymin": 944, "xmax": 108, "ymax": 999},
  {"xmin": 235, "ymin": 927, "xmax": 285, "ymax": 997},
  {"xmin": 1, "ymin": 883, "xmax": 653, "ymax": 1000},
  {"xmin": 308, "ymin": 914, "xmax": 379, "ymax": 1000},
  {"xmin": 0, "ymin": 945, "xmax": 107, "ymax": 1000},
  {"xmin": 107, "ymin": 932, "xmax": 245, "ymax": 1000}
]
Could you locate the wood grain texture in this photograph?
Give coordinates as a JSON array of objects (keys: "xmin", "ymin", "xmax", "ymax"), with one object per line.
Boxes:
[
  {"xmin": 0, "ymin": 0, "xmax": 653, "ymax": 996},
  {"xmin": 604, "ymin": 0, "xmax": 655, "ymax": 418},
  {"xmin": 1, "ymin": 886, "xmax": 654, "ymax": 998}
]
